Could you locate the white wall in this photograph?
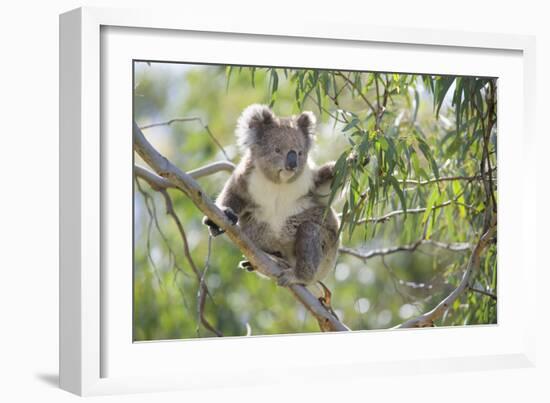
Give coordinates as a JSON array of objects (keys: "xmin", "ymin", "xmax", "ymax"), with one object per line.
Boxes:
[{"xmin": 0, "ymin": 1, "xmax": 548, "ymax": 402}]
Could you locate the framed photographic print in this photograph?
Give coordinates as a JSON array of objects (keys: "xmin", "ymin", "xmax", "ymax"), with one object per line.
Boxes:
[{"xmin": 60, "ymin": 6, "xmax": 537, "ymax": 396}]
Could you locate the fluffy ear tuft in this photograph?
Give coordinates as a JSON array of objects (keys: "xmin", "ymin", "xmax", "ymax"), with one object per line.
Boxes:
[
  {"xmin": 296, "ymin": 111, "xmax": 317, "ymax": 140},
  {"xmin": 235, "ymin": 104, "xmax": 276, "ymax": 150}
]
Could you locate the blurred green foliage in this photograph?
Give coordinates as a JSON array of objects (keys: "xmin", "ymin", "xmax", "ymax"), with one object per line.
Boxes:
[{"xmin": 133, "ymin": 62, "xmax": 497, "ymax": 340}]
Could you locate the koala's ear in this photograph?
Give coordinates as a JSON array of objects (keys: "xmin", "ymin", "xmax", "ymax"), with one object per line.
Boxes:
[
  {"xmin": 236, "ymin": 104, "xmax": 276, "ymax": 150},
  {"xmin": 296, "ymin": 111, "xmax": 316, "ymax": 140}
]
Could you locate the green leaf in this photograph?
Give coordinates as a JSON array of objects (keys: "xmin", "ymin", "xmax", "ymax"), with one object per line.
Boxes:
[
  {"xmin": 326, "ymin": 153, "xmax": 348, "ymax": 210},
  {"xmin": 321, "ymin": 71, "xmax": 331, "ymax": 95},
  {"xmin": 378, "ymin": 136, "xmax": 389, "ymax": 151},
  {"xmin": 452, "ymin": 181, "xmax": 466, "ymax": 218},
  {"xmin": 387, "ymin": 175, "xmax": 406, "ymax": 214},
  {"xmin": 444, "ymin": 201, "xmax": 456, "ymax": 237},
  {"xmin": 342, "ymin": 118, "xmax": 360, "ymax": 132},
  {"xmin": 445, "ymin": 135, "xmax": 462, "ymax": 157},
  {"xmin": 225, "ymin": 66, "xmax": 234, "ymax": 92},
  {"xmin": 271, "ymin": 69, "xmax": 279, "ymax": 94},
  {"xmin": 338, "ymin": 201, "xmax": 349, "ymax": 238},
  {"xmin": 250, "ymin": 67, "xmax": 256, "ymax": 88},
  {"xmin": 316, "ymin": 84, "xmax": 323, "ymax": 115},
  {"xmin": 347, "ymin": 187, "xmax": 357, "ymax": 240},
  {"xmin": 417, "ymin": 137, "xmax": 440, "ymax": 180},
  {"xmin": 422, "ymin": 188, "xmax": 439, "ymax": 225},
  {"xmin": 454, "ymin": 78, "xmax": 463, "ymax": 136},
  {"xmin": 423, "ymin": 75, "xmax": 435, "ymax": 94},
  {"xmin": 411, "ymin": 153, "xmax": 421, "ymax": 177},
  {"xmin": 412, "ymin": 89, "xmax": 420, "ymax": 124},
  {"xmin": 434, "ymin": 76, "xmax": 455, "ymax": 116}
]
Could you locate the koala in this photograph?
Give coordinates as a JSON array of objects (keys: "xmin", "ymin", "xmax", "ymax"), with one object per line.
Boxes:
[{"xmin": 204, "ymin": 104, "xmax": 340, "ymax": 287}]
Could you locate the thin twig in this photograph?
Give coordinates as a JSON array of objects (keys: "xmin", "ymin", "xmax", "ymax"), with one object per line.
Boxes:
[
  {"xmin": 339, "ymin": 239, "xmax": 471, "ymax": 261},
  {"xmin": 305, "ymin": 93, "xmax": 348, "ymax": 124},
  {"xmin": 196, "ymin": 236, "xmax": 223, "ymax": 337},
  {"xmin": 469, "ymin": 286, "xmax": 497, "ymax": 301},
  {"xmin": 135, "ymin": 178, "xmax": 166, "ymax": 291},
  {"xmin": 336, "ymin": 71, "xmax": 377, "ymax": 114},
  {"xmin": 158, "ymin": 189, "xmax": 223, "ymax": 337},
  {"xmin": 381, "ymin": 256, "xmax": 415, "ymax": 303},
  {"xmin": 398, "ymin": 172, "xmax": 496, "ymax": 186},
  {"xmin": 342, "ymin": 199, "xmax": 476, "ymax": 225},
  {"xmin": 140, "ymin": 117, "xmax": 231, "ymax": 161}
]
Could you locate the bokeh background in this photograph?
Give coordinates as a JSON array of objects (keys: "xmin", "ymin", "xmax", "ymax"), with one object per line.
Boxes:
[{"xmin": 133, "ymin": 62, "xmax": 497, "ymax": 340}]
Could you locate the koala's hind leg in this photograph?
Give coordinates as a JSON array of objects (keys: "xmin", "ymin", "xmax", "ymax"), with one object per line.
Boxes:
[{"xmin": 294, "ymin": 221, "xmax": 323, "ymax": 284}]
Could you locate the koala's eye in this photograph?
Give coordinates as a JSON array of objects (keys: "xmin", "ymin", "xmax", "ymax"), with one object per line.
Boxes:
[
  {"xmin": 275, "ymin": 147, "xmax": 281, "ymax": 154},
  {"xmin": 298, "ymin": 151, "xmax": 303, "ymax": 156}
]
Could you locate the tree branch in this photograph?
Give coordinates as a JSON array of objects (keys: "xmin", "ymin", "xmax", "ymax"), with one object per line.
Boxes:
[
  {"xmin": 135, "ymin": 165, "xmax": 174, "ymax": 189},
  {"xmin": 339, "ymin": 239, "xmax": 471, "ymax": 261},
  {"xmin": 394, "ymin": 221, "xmax": 496, "ymax": 328},
  {"xmin": 340, "ymin": 196, "xmax": 478, "ymax": 225},
  {"xmin": 133, "ymin": 121, "xmax": 349, "ymax": 332},
  {"xmin": 135, "ymin": 162, "xmax": 235, "ymax": 191},
  {"xmin": 352, "ymin": 200, "xmax": 455, "ymax": 224},
  {"xmin": 398, "ymin": 172, "xmax": 496, "ymax": 186},
  {"xmin": 187, "ymin": 161, "xmax": 235, "ymax": 178}
]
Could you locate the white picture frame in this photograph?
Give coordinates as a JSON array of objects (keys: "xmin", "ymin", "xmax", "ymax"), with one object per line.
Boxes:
[{"xmin": 60, "ymin": 6, "xmax": 537, "ymax": 396}]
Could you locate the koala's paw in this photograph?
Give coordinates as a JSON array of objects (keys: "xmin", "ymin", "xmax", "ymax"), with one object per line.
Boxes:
[
  {"xmin": 202, "ymin": 216, "xmax": 224, "ymax": 237},
  {"xmin": 202, "ymin": 207, "xmax": 238, "ymax": 237},
  {"xmin": 238, "ymin": 260, "xmax": 255, "ymax": 272},
  {"xmin": 224, "ymin": 207, "xmax": 239, "ymax": 225},
  {"xmin": 277, "ymin": 268, "xmax": 301, "ymax": 287}
]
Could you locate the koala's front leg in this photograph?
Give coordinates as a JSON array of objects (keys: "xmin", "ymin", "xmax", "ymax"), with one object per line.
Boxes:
[
  {"xmin": 202, "ymin": 178, "xmax": 246, "ymax": 237},
  {"xmin": 314, "ymin": 161, "xmax": 336, "ymax": 188}
]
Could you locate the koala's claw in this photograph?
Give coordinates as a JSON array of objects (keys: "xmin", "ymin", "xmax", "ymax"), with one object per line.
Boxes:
[
  {"xmin": 202, "ymin": 207, "xmax": 238, "ymax": 237},
  {"xmin": 318, "ymin": 281, "xmax": 332, "ymax": 306},
  {"xmin": 317, "ymin": 281, "xmax": 339, "ymax": 319}
]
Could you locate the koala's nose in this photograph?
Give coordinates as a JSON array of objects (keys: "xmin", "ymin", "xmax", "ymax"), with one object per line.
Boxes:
[{"xmin": 286, "ymin": 150, "xmax": 298, "ymax": 170}]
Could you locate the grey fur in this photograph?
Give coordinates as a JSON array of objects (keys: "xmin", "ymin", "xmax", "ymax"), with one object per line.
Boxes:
[{"xmin": 205, "ymin": 104, "xmax": 340, "ymax": 286}]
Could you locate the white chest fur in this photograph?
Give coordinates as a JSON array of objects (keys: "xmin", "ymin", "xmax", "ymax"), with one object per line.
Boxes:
[{"xmin": 247, "ymin": 165, "xmax": 314, "ymax": 235}]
